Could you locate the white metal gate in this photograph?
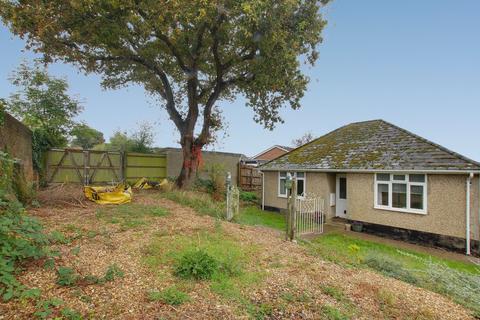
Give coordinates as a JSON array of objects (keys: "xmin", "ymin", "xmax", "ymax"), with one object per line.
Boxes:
[{"xmin": 295, "ymin": 197, "xmax": 324, "ymax": 236}]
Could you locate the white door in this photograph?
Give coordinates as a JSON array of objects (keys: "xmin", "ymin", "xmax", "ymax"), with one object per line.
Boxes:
[{"xmin": 336, "ymin": 174, "xmax": 347, "ymax": 218}]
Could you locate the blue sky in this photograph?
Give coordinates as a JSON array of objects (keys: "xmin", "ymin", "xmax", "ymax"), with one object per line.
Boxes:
[{"xmin": 1, "ymin": 0, "xmax": 479, "ymax": 160}]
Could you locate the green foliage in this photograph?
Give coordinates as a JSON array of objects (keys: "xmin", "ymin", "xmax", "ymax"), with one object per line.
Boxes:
[
  {"xmin": 321, "ymin": 285, "xmax": 346, "ymax": 302},
  {"xmin": 103, "ymin": 264, "xmax": 124, "ymax": 282},
  {"xmin": 105, "ymin": 122, "xmax": 155, "ymax": 152},
  {"xmin": 364, "ymin": 254, "xmax": 418, "ymax": 284},
  {"xmin": 195, "ymin": 163, "xmax": 226, "ymax": 200},
  {"xmin": 239, "ymin": 190, "xmax": 258, "ymax": 203},
  {"xmin": 308, "ymin": 233, "xmax": 480, "ymax": 315},
  {"xmin": 56, "ymin": 267, "xmax": 78, "ymax": 287},
  {"xmin": 4, "ymin": 62, "xmax": 82, "ymax": 146},
  {"xmin": 34, "ymin": 298, "xmax": 64, "ymax": 319},
  {"xmin": 321, "ymin": 305, "xmax": 350, "ymax": 320},
  {"xmin": 0, "ymin": 199, "xmax": 49, "ymax": 301},
  {"xmin": 149, "ymin": 286, "xmax": 190, "ymax": 306},
  {"xmin": 420, "ymin": 259, "xmax": 480, "ymax": 315},
  {"xmin": 1, "ymin": 0, "xmax": 330, "ymax": 188},
  {"xmin": 70, "ymin": 123, "xmax": 105, "ymax": 149},
  {"xmin": 61, "ymin": 308, "xmax": 83, "ymax": 320},
  {"xmin": 174, "ymin": 249, "xmax": 219, "ymax": 280},
  {"xmin": 56, "ymin": 264, "xmax": 124, "ymax": 287}
]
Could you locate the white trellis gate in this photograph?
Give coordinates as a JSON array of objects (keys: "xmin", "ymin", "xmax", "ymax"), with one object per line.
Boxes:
[{"xmin": 295, "ymin": 197, "xmax": 324, "ymax": 236}]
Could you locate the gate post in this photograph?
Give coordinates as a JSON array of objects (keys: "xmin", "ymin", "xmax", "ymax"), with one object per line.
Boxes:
[{"xmin": 285, "ymin": 174, "xmax": 297, "ymax": 241}]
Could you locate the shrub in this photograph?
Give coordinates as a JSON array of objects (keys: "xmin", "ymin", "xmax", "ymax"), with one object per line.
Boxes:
[
  {"xmin": 0, "ymin": 203, "xmax": 49, "ymax": 300},
  {"xmin": 174, "ymin": 249, "xmax": 219, "ymax": 280},
  {"xmin": 149, "ymin": 286, "xmax": 190, "ymax": 305},
  {"xmin": 421, "ymin": 260, "xmax": 480, "ymax": 314},
  {"xmin": 239, "ymin": 191, "xmax": 258, "ymax": 203},
  {"xmin": 364, "ymin": 254, "xmax": 418, "ymax": 284}
]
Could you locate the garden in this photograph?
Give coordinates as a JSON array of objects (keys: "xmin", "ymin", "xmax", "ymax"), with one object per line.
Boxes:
[{"xmin": 1, "ymin": 161, "xmax": 479, "ymax": 319}]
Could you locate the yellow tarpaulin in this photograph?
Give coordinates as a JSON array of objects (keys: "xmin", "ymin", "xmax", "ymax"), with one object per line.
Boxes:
[
  {"xmin": 132, "ymin": 177, "xmax": 169, "ymax": 190},
  {"xmin": 84, "ymin": 184, "xmax": 132, "ymax": 205}
]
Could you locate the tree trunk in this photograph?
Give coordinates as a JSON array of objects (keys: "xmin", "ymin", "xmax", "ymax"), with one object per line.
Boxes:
[{"xmin": 176, "ymin": 136, "xmax": 202, "ymax": 189}]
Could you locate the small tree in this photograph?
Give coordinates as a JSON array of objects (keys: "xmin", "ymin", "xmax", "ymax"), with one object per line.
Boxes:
[
  {"xmin": 1, "ymin": 1, "xmax": 330, "ymax": 187},
  {"xmin": 130, "ymin": 122, "xmax": 155, "ymax": 153},
  {"xmin": 4, "ymin": 62, "xmax": 83, "ymax": 175},
  {"xmin": 71, "ymin": 123, "xmax": 105, "ymax": 149},
  {"xmin": 291, "ymin": 132, "xmax": 315, "ymax": 147},
  {"xmin": 5, "ymin": 62, "xmax": 82, "ymax": 147}
]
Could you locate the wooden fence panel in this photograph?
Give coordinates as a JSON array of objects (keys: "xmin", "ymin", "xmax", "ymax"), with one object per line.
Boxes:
[
  {"xmin": 238, "ymin": 164, "xmax": 262, "ymax": 191},
  {"xmin": 46, "ymin": 149, "xmax": 166, "ymax": 185},
  {"xmin": 124, "ymin": 152, "xmax": 167, "ymax": 183}
]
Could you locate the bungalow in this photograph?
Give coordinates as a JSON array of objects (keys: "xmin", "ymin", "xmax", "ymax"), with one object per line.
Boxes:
[{"xmin": 260, "ymin": 120, "xmax": 480, "ymax": 255}]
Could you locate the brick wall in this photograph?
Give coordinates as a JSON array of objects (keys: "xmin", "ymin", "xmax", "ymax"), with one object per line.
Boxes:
[{"xmin": 0, "ymin": 112, "xmax": 34, "ymax": 181}]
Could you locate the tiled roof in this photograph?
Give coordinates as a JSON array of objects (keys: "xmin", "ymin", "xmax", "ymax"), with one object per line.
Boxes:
[{"xmin": 261, "ymin": 120, "xmax": 480, "ymax": 172}]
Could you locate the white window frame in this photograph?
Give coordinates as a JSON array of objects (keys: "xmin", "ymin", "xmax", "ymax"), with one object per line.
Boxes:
[
  {"xmin": 278, "ymin": 171, "xmax": 306, "ymax": 199},
  {"xmin": 374, "ymin": 173, "xmax": 427, "ymax": 215}
]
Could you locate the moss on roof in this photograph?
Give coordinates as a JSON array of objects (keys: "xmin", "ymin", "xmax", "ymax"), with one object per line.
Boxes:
[{"xmin": 262, "ymin": 120, "xmax": 480, "ymax": 171}]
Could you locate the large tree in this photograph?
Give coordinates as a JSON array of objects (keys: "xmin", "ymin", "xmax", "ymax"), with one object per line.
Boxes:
[
  {"xmin": 71, "ymin": 123, "xmax": 105, "ymax": 149},
  {"xmin": 1, "ymin": 0, "xmax": 330, "ymax": 187}
]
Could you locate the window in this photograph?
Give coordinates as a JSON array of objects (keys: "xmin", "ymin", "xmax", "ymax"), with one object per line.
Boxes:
[
  {"xmin": 339, "ymin": 177, "xmax": 347, "ymax": 199},
  {"xmin": 374, "ymin": 173, "xmax": 427, "ymax": 214},
  {"xmin": 278, "ymin": 172, "xmax": 306, "ymax": 198}
]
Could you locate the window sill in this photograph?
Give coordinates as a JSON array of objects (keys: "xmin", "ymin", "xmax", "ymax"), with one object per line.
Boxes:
[{"xmin": 374, "ymin": 206, "xmax": 427, "ymax": 215}]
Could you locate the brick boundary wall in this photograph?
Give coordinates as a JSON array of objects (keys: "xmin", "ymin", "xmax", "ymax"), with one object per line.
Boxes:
[{"xmin": 0, "ymin": 112, "xmax": 34, "ymax": 181}]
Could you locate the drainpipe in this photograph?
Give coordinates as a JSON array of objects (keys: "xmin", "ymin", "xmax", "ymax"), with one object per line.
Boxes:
[
  {"xmin": 261, "ymin": 171, "xmax": 265, "ymax": 210},
  {"xmin": 466, "ymin": 172, "xmax": 474, "ymax": 255}
]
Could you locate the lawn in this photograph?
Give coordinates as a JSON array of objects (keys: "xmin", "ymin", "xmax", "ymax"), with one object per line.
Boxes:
[{"xmin": 236, "ymin": 206, "xmax": 286, "ymax": 230}]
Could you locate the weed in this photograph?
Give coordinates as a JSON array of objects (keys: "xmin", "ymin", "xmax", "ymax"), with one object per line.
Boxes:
[
  {"xmin": 280, "ymin": 290, "xmax": 311, "ymax": 303},
  {"xmin": 174, "ymin": 249, "xmax": 219, "ymax": 280},
  {"xmin": 34, "ymin": 298, "xmax": 64, "ymax": 319},
  {"xmin": 321, "ymin": 285, "xmax": 346, "ymax": 302},
  {"xmin": 321, "ymin": 305, "xmax": 350, "ymax": 320},
  {"xmin": 48, "ymin": 230, "xmax": 71, "ymax": 245},
  {"xmin": 149, "ymin": 286, "xmax": 190, "ymax": 305},
  {"xmin": 247, "ymin": 303, "xmax": 274, "ymax": 320},
  {"xmin": 61, "ymin": 308, "xmax": 83, "ymax": 320},
  {"xmin": 71, "ymin": 246, "xmax": 81, "ymax": 255},
  {"xmin": 103, "ymin": 264, "xmax": 124, "ymax": 282},
  {"xmin": 56, "ymin": 267, "xmax": 78, "ymax": 286},
  {"xmin": 19, "ymin": 288, "xmax": 41, "ymax": 301}
]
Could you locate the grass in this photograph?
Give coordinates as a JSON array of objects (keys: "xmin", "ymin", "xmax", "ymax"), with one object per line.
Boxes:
[
  {"xmin": 308, "ymin": 232, "xmax": 480, "ymax": 315},
  {"xmin": 161, "ymin": 191, "xmax": 286, "ymax": 231},
  {"xmin": 308, "ymin": 232, "xmax": 479, "ymax": 274},
  {"xmin": 143, "ymin": 227, "xmax": 265, "ymax": 317},
  {"xmin": 149, "ymin": 286, "xmax": 190, "ymax": 305},
  {"xmin": 160, "ymin": 191, "xmax": 224, "ymax": 218},
  {"xmin": 235, "ymin": 206, "xmax": 286, "ymax": 230},
  {"xmin": 96, "ymin": 203, "xmax": 169, "ymax": 230}
]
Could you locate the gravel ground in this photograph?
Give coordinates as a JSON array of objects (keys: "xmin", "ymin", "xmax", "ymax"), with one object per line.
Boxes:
[{"xmin": 0, "ymin": 190, "xmax": 475, "ymax": 320}]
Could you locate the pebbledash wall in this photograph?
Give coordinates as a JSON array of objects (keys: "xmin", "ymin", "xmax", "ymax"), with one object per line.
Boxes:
[
  {"xmin": 263, "ymin": 171, "xmax": 480, "ymax": 244},
  {"xmin": 0, "ymin": 112, "xmax": 34, "ymax": 181}
]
